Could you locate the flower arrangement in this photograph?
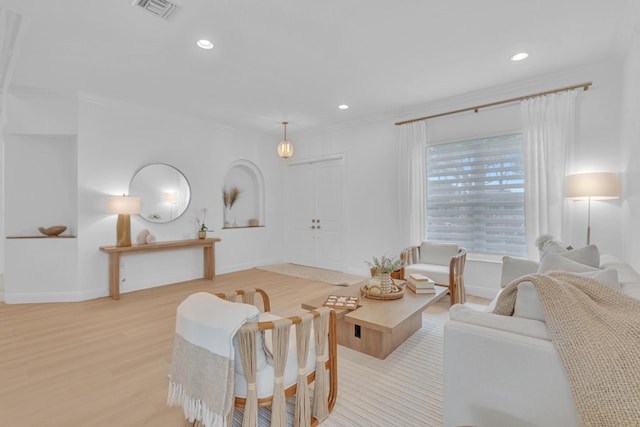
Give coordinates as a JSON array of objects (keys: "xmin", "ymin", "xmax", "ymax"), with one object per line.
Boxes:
[
  {"xmin": 223, "ymin": 186, "xmax": 242, "ymax": 208},
  {"xmin": 196, "ymin": 208, "xmax": 209, "ymax": 232},
  {"xmin": 365, "ymin": 254, "xmax": 403, "ymax": 276}
]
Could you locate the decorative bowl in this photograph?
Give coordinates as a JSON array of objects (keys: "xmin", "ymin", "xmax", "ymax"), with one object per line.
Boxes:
[{"xmin": 38, "ymin": 225, "xmax": 67, "ymax": 237}]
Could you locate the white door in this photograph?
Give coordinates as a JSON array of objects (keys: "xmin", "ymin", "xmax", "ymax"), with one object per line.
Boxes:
[{"xmin": 285, "ymin": 157, "xmax": 344, "ymax": 271}]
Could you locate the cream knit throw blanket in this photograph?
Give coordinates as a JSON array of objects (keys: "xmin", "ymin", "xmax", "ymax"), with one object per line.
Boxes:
[
  {"xmin": 167, "ymin": 292, "xmax": 259, "ymax": 427},
  {"xmin": 493, "ymin": 272, "xmax": 640, "ymax": 427}
]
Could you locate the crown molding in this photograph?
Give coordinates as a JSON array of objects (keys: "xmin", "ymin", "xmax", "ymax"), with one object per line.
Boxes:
[{"xmin": 77, "ymin": 92, "xmax": 269, "ymax": 138}]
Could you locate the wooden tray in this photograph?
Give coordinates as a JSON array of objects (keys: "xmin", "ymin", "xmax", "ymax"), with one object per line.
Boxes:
[
  {"xmin": 323, "ymin": 295, "xmax": 359, "ymax": 309},
  {"xmin": 360, "ymin": 283, "xmax": 405, "ymax": 300}
]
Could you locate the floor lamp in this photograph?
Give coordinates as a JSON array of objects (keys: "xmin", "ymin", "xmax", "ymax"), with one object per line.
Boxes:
[
  {"xmin": 106, "ymin": 194, "xmax": 142, "ymax": 247},
  {"xmin": 564, "ymin": 172, "xmax": 621, "ymax": 245}
]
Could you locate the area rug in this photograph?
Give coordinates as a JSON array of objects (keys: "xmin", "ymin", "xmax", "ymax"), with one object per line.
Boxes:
[
  {"xmin": 256, "ymin": 263, "xmax": 366, "ymax": 286},
  {"xmin": 233, "ymin": 318, "xmax": 444, "ymax": 426}
]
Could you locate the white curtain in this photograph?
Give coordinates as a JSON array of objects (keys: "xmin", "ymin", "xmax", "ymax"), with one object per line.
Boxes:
[
  {"xmin": 0, "ymin": 8, "xmax": 24, "ymax": 131},
  {"xmin": 521, "ymin": 90, "xmax": 578, "ymax": 258},
  {"xmin": 398, "ymin": 120, "xmax": 427, "ymax": 247}
]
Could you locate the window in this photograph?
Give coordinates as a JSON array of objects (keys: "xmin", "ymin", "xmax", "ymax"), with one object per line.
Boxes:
[{"xmin": 425, "ymin": 134, "xmax": 526, "ymax": 256}]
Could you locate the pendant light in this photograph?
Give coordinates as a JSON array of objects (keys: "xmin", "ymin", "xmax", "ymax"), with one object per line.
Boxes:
[{"xmin": 277, "ymin": 121, "xmax": 294, "ymax": 159}]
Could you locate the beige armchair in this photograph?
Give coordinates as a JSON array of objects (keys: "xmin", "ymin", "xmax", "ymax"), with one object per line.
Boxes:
[
  {"xmin": 168, "ymin": 288, "xmax": 338, "ymax": 427},
  {"xmin": 402, "ymin": 241, "xmax": 467, "ymax": 305}
]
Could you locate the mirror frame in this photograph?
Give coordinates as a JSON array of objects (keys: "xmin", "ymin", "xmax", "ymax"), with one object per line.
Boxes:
[{"xmin": 129, "ymin": 163, "xmax": 191, "ymax": 224}]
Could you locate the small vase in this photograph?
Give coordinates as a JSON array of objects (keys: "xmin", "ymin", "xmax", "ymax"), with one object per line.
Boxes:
[
  {"xmin": 198, "ymin": 231, "xmax": 206, "ymax": 239},
  {"xmin": 380, "ymin": 273, "xmax": 393, "ymax": 294},
  {"xmin": 224, "ymin": 206, "xmax": 231, "ymax": 227}
]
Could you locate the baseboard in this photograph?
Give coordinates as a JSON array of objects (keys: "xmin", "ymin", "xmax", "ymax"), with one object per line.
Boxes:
[
  {"xmin": 216, "ymin": 258, "xmax": 283, "ymax": 275},
  {"xmin": 4, "ymin": 287, "xmax": 108, "ymax": 304}
]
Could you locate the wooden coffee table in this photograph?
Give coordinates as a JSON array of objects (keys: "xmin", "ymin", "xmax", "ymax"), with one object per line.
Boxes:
[{"xmin": 301, "ymin": 282, "xmax": 448, "ymax": 359}]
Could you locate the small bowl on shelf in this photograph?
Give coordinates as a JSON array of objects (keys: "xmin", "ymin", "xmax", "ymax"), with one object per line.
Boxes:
[{"xmin": 38, "ymin": 225, "xmax": 67, "ymax": 237}]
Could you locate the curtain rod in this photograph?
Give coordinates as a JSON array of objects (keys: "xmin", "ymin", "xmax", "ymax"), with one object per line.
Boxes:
[{"xmin": 394, "ymin": 81, "xmax": 592, "ymax": 126}]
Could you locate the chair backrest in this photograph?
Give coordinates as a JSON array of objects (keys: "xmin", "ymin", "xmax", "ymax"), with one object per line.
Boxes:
[
  {"xmin": 419, "ymin": 241, "xmax": 460, "ymax": 265},
  {"xmin": 228, "ymin": 289, "xmax": 338, "ymax": 427}
]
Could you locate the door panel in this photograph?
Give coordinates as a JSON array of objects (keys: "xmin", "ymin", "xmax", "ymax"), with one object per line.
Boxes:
[
  {"xmin": 287, "ymin": 164, "xmax": 315, "ymax": 266},
  {"xmin": 285, "ymin": 157, "xmax": 344, "ymax": 271}
]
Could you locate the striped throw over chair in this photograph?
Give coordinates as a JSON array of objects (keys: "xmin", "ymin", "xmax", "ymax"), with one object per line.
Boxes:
[{"xmin": 168, "ymin": 288, "xmax": 338, "ymax": 427}]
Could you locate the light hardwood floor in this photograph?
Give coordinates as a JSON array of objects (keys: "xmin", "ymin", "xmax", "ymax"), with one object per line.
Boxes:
[{"xmin": 0, "ymin": 269, "xmax": 487, "ymax": 426}]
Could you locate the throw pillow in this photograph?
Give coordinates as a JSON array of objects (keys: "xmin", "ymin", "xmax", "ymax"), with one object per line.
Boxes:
[
  {"xmin": 514, "ymin": 270, "xmax": 620, "ymax": 321},
  {"xmin": 575, "ymin": 268, "xmax": 621, "ymax": 290},
  {"xmin": 540, "ymin": 239, "xmax": 569, "ymax": 258},
  {"xmin": 537, "ymin": 253, "xmax": 600, "ymax": 275},
  {"xmin": 560, "ymin": 244, "xmax": 600, "ymax": 268},
  {"xmin": 500, "ymin": 256, "xmax": 539, "ymax": 288}
]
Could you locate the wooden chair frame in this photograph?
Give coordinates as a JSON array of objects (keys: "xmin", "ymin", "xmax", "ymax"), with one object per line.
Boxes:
[
  {"xmin": 400, "ymin": 247, "xmax": 467, "ymax": 305},
  {"xmin": 214, "ymin": 289, "xmax": 338, "ymax": 426}
]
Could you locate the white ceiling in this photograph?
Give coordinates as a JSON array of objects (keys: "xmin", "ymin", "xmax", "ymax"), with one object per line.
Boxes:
[{"xmin": 3, "ymin": 0, "xmax": 638, "ymax": 137}]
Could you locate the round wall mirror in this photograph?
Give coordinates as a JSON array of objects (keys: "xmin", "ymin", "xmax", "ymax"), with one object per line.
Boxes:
[{"xmin": 129, "ymin": 163, "xmax": 191, "ymax": 223}]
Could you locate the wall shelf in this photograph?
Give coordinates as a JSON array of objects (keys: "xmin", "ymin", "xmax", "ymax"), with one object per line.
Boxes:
[{"xmin": 7, "ymin": 235, "xmax": 77, "ymax": 239}]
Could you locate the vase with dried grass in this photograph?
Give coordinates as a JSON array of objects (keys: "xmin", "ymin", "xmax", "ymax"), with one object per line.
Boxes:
[
  {"xmin": 222, "ymin": 186, "xmax": 242, "ymax": 227},
  {"xmin": 365, "ymin": 255, "xmax": 403, "ymax": 294}
]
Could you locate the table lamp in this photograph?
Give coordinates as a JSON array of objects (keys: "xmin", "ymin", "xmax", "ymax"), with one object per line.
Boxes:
[
  {"xmin": 564, "ymin": 172, "xmax": 621, "ymax": 245},
  {"xmin": 106, "ymin": 194, "xmax": 141, "ymax": 247}
]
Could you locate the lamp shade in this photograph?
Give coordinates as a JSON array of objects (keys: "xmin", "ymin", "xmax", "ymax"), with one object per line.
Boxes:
[
  {"xmin": 564, "ymin": 172, "xmax": 621, "ymax": 201},
  {"xmin": 163, "ymin": 191, "xmax": 178, "ymax": 204},
  {"xmin": 277, "ymin": 121, "xmax": 294, "ymax": 159},
  {"xmin": 106, "ymin": 195, "xmax": 142, "ymax": 214},
  {"xmin": 277, "ymin": 140, "xmax": 294, "ymax": 158}
]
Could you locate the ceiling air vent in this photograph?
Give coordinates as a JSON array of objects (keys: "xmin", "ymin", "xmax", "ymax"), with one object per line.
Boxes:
[{"xmin": 132, "ymin": 0, "xmax": 178, "ymax": 21}]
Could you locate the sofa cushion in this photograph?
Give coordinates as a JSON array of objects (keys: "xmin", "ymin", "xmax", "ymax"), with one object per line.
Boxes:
[
  {"xmin": 404, "ymin": 263, "xmax": 450, "ymax": 285},
  {"xmin": 419, "ymin": 241, "xmax": 459, "ymax": 266},
  {"xmin": 537, "ymin": 253, "xmax": 600, "ymax": 275},
  {"xmin": 500, "ymin": 256, "xmax": 539, "ymax": 288},
  {"xmin": 450, "ymin": 304, "xmax": 551, "ymax": 341}
]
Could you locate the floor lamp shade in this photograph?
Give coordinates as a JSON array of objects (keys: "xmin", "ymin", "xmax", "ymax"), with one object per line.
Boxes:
[
  {"xmin": 564, "ymin": 172, "xmax": 621, "ymax": 245},
  {"xmin": 106, "ymin": 195, "xmax": 141, "ymax": 247},
  {"xmin": 564, "ymin": 172, "xmax": 621, "ymax": 201}
]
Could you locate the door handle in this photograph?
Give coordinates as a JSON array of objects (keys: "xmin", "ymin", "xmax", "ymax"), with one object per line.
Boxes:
[
  {"xmin": 317, "ymin": 225, "xmax": 321, "ymax": 229},
  {"xmin": 309, "ymin": 226, "xmax": 316, "ymax": 229}
]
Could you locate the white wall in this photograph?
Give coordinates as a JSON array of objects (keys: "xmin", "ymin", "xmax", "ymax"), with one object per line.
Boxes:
[
  {"xmin": 1, "ymin": 57, "xmax": 632, "ymax": 301},
  {"xmin": 621, "ymin": 26, "xmax": 640, "ymax": 273},
  {"xmin": 295, "ymin": 59, "xmax": 625, "ymax": 298},
  {"xmin": 75, "ymin": 96, "xmax": 284, "ymax": 299},
  {"xmin": 1, "ymin": 92, "xmax": 284, "ymax": 302}
]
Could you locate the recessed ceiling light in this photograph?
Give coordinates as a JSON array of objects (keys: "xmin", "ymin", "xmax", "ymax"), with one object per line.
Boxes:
[
  {"xmin": 510, "ymin": 52, "xmax": 529, "ymax": 62},
  {"xmin": 338, "ymin": 104, "xmax": 349, "ymax": 110},
  {"xmin": 197, "ymin": 39, "xmax": 214, "ymax": 50}
]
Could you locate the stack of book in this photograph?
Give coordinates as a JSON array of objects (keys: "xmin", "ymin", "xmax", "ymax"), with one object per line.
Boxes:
[{"xmin": 406, "ymin": 273, "xmax": 436, "ymax": 294}]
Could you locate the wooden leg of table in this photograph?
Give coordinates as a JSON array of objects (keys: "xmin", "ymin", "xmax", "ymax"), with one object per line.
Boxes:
[
  {"xmin": 108, "ymin": 253, "xmax": 121, "ymax": 300},
  {"xmin": 204, "ymin": 245, "xmax": 214, "ymax": 280}
]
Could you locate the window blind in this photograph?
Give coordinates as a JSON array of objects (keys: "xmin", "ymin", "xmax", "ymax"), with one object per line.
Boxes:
[{"xmin": 426, "ymin": 134, "xmax": 526, "ymax": 255}]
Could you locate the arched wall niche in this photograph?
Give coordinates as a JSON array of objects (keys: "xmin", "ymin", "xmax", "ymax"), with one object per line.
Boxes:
[{"xmin": 222, "ymin": 159, "xmax": 265, "ymax": 228}]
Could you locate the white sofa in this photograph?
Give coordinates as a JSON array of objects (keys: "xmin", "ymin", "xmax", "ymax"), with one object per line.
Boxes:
[{"xmin": 443, "ymin": 248, "xmax": 640, "ymax": 427}]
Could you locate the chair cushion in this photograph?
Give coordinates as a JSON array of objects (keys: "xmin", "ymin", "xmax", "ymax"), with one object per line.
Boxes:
[
  {"xmin": 232, "ymin": 312, "xmax": 272, "ymax": 375},
  {"xmin": 419, "ymin": 241, "xmax": 459, "ymax": 266},
  {"xmin": 404, "ymin": 263, "xmax": 450, "ymax": 285}
]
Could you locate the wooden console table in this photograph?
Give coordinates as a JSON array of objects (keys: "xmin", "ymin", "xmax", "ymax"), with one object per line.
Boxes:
[{"xmin": 99, "ymin": 238, "xmax": 221, "ymax": 300}]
